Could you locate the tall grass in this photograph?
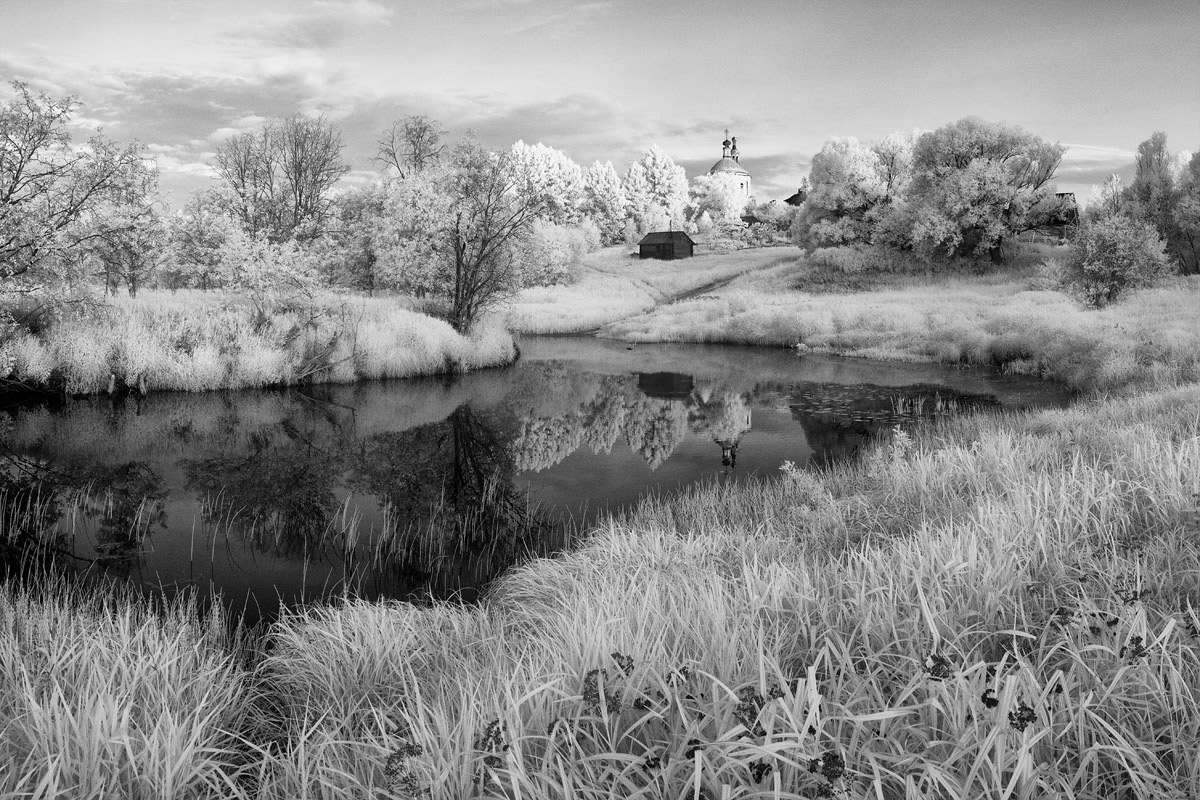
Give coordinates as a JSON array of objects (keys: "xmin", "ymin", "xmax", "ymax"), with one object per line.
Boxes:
[
  {"xmin": 0, "ymin": 290, "xmax": 515, "ymax": 395},
  {"xmin": 0, "ymin": 579, "xmax": 255, "ymax": 799},
  {"xmin": 247, "ymin": 383, "xmax": 1200, "ymax": 798}
]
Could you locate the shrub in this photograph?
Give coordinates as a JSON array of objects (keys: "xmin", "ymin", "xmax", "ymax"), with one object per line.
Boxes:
[{"xmin": 1063, "ymin": 215, "xmax": 1169, "ymax": 307}]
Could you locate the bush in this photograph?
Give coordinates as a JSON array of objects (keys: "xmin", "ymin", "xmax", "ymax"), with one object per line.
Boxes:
[{"xmin": 1063, "ymin": 215, "xmax": 1170, "ymax": 307}]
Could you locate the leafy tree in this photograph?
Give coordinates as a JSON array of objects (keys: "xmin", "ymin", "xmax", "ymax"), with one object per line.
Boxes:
[
  {"xmin": 376, "ymin": 114, "xmax": 447, "ymax": 179},
  {"xmin": 688, "ymin": 173, "xmax": 746, "ymax": 224},
  {"xmin": 442, "ymin": 143, "xmax": 548, "ymax": 331},
  {"xmin": 622, "ymin": 161, "xmax": 654, "ymax": 237},
  {"xmin": 906, "ymin": 117, "xmax": 1066, "ymax": 262},
  {"xmin": 1087, "ymin": 174, "xmax": 1129, "ymax": 221},
  {"xmin": 791, "ymin": 137, "xmax": 888, "ymax": 249},
  {"xmin": 1125, "ymin": 132, "xmax": 1198, "ymax": 274},
  {"xmin": 324, "ymin": 183, "xmax": 388, "ymax": 292},
  {"xmin": 1062, "ymin": 214, "xmax": 1169, "ymax": 307},
  {"xmin": 508, "ymin": 141, "xmax": 584, "ymax": 226},
  {"xmin": 635, "ymin": 145, "xmax": 688, "ymax": 227},
  {"xmin": 581, "ymin": 160, "xmax": 628, "ymax": 245},
  {"xmin": 167, "ymin": 189, "xmax": 234, "ymax": 290},
  {"xmin": 215, "ymin": 225, "xmax": 320, "ymax": 316},
  {"xmin": 1173, "ymin": 152, "xmax": 1200, "ymax": 274},
  {"xmin": 83, "ymin": 156, "xmax": 166, "ymax": 297},
  {"xmin": 213, "ymin": 114, "xmax": 348, "ymax": 242},
  {"xmin": 380, "ymin": 141, "xmax": 548, "ymax": 331},
  {"xmin": 0, "ymin": 82, "xmax": 148, "ymax": 290}
]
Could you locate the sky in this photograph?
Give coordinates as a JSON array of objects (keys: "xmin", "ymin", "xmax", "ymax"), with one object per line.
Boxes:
[{"xmin": 2, "ymin": 0, "xmax": 1197, "ymax": 207}]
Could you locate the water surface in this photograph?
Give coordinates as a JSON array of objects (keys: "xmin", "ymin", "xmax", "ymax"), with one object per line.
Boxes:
[{"xmin": 0, "ymin": 336, "xmax": 1074, "ymax": 623}]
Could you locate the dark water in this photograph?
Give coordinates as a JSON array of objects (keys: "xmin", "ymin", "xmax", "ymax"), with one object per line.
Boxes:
[{"xmin": 0, "ymin": 337, "xmax": 1073, "ymax": 623}]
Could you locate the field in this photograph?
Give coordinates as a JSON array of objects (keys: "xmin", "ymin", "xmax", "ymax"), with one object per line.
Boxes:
[
  {"xmin": 3, "ymin": 244, "xmax": 1200, "ymax": 797},
  {"xmin": 506, "ymin": 246, "xmax": 797, "ymax": 334}
]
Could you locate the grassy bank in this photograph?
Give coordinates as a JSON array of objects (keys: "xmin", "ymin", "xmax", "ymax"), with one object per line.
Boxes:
[
  {"xmin": 4, "ymin": 380, "xmax": 1198, "ymax": 797},
  {"xmin": 0, "ymin": 290, "xmax": 515, "ymax": 395},
  {"xmin": 506, "ymin": 246, "xmax": 796, "ymax": 334},
  {"xmin": 595, "ymin": 248, "xmax": 1200, "ymax": 394}
]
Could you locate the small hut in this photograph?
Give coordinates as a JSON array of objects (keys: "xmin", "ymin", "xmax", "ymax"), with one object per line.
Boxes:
[{"xmin": 638, "ymin": 230, "xmax": 695, "ymax": 260}]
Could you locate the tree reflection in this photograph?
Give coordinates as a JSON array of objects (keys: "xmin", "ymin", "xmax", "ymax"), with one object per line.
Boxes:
[
  {"xmin": 0, "ymin": 465, "xmax": 67, "ymax": 580},
  {"xmin": 181, "ymin": 421, "xmax": 342, "ymax": 558},
  {"xmin": 74, "ymin": 461, "xmax": 166, "ymax": 572},
  {"xmin": 352, "ymin": 404, "xmax": 559, "ymax": 600}
]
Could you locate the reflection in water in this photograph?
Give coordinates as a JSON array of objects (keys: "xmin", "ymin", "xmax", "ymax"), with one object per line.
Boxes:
[{"xmin": 0, "ymin": 338, "xmax": 1074, "ymax": 622}]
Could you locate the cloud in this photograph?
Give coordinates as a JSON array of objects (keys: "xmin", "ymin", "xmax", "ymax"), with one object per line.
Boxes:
[{"xmin": 228, "ymin": 0, "xmax": 394, "ymax": 51}]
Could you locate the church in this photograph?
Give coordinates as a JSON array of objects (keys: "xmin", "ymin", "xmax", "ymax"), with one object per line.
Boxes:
[{"xmin": 706, "ymin": 129, "xmax": 752, "ymax": 199}]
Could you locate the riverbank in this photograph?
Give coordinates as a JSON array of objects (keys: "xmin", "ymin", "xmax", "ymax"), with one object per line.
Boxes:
[
  {"xmin": 595, "ymin": 247, "xmax": 1200, "ymax": 395},
  {"xmin": 4, "ymin": 378, "xmax": 1198, "ymax": 797},
  {"xmin": 0, "ymin": 290, "xmax": 515, "ymax": 395}
]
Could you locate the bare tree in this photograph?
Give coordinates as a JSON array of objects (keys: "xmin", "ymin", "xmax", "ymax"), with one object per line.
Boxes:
[
  {"xmin": 213, "ymin": 114, "xmax": 348, "ymax": 242},
  {"xmin": 376, "ymin": 115, "xmax": 447, "ymax": 179}
]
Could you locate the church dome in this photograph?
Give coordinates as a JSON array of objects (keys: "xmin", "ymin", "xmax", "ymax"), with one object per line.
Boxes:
[{"xmin": 708, "ymin": 156, "xmax": 751, "ymax": 177}]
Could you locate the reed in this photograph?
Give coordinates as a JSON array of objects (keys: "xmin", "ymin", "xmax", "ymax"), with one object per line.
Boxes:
[{"xmin": 0, "ymin": 291, "xmax": 515, "ymax": 396}]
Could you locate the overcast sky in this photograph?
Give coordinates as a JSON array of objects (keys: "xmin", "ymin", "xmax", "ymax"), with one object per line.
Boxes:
[{"xmin": 2, "ymin": 0, "xmax": 1197, "ymax": 206}]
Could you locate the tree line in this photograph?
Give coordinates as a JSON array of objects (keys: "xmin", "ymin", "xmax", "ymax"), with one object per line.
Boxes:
[
  {"xmin": 1, "ymin": 82, "xmax": 788, "ymax": 333},
  {"xmin": 792, "ymin": 117, "xmax": 1198, "ymax": 303},
  {"xmin": 4, "ymin": 80, "xmax": 1196, "ymax": 331}
]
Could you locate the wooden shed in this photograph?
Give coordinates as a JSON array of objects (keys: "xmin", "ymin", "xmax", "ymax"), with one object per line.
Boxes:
[{"xmin": 638, "ymin": 231, "xmax": 695, "ymax": 260}]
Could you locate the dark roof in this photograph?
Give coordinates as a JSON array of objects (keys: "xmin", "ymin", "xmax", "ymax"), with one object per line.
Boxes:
[
  {"xmin": 639, "ymin": 231, "xmax": 695, "ymax": 245},
  {"xmin": 784, "ymin": 189, "xmax": 807, "ymax": 206}
]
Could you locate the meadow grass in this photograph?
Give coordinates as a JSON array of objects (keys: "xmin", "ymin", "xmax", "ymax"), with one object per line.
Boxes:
[
  {"xmin": 595, "ymin": 248, "xmax": 1200, "ymax": 394},
  {"xmin": 0, "ymin": 289, "xmax": 515, "ymax": 395},
  {"xmin": 244, "ymin": 382, "xmax": 1200, "ymax": 798},
  {"xmin": 506, "ymin": 246, "xmax": 797, "ymax": 334}
]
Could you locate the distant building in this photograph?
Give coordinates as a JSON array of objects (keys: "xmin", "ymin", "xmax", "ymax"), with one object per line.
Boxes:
[
  {"xmin": 1051, "ymin": 192, "xmax": 1080, "ymax": 226},
  {"xmin": 707, "ymin": 128, "xmax": 753, "ymax": 199},
  {"xmin": 638, "ymin": 230, "xmax": 695, "ymax": 260},
  {"xmin": 784, "ymin": 187, "xmax": 808, "ymax": 206}
]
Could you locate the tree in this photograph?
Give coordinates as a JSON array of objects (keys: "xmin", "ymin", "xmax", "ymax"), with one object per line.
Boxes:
[
  {"xmin": 324, "ymin": 183, "xmax": 388, "ymax": 292},
  {"xmin": 0, "ymin": 82, "xmax": 148, "ymax": 289},
  {"xmin": 1173, "ymin": 152, "xmax": 1200, "ymax": 274},
  {"xmin": 83, "ymin": 156, "xmax": 166, "ymax": 297},
  {"xmin": 442, "ymin": 143, "xmax": 548, "ymax": 331},
  {"xmin": 581, "ymin": 161, "xmax": 628, "ymax": 245},
  {"xmin": 376, "ymin": 115, "xmax": 447, "ymax": 179},
  {"xmin": 1125, "ymin": 132, "xmax": 1198, "ymax": 275},
  {"xmin": 622, "ymin": 161, "xmax": 654, "ymax": 237},
  {"xmin": 1062, "ymin": 214, "xmax": 1169, "ymax": 307},
  {"xmin": 213, "ymin": 114, "xmax": 348, "ymax": 242},
  {"xmin": 635, "ymin": 145, "xmax": 688, "ymax": 227},
  {"xmin": 790, "ymin": 137, "xmax": 887, "ymax": 249},
  {"xmin": 1087, "ymin": 174, "xmax": 1128, "ymax": 221},
  {"xmin": 381, "ymin": 141, "xmax": 548, "ymax": 331},
  {"xmin": 906, "ymin": 117, "xmax": 1066, "ymax": 262},
  {"xmin": 687, "ymin": 173, "xmax": 746, "ymax": 224},
  {"xmin": 508, "ymin": 141, "xmax": 584, "ymax": 226},
  {"xmin": 167, "ymin": 189, "xmax": 234, "ymax": 290}
]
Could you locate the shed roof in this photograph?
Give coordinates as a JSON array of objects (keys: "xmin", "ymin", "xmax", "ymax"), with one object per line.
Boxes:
[{"xmin": 639, "ymin": 231, "xmax": 695, "ymax": 245}]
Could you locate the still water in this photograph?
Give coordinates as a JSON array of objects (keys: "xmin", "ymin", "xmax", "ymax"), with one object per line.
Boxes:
[{"xmin": 0, "ymin": 336, "xmax": 1073, "ymax": 623}]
